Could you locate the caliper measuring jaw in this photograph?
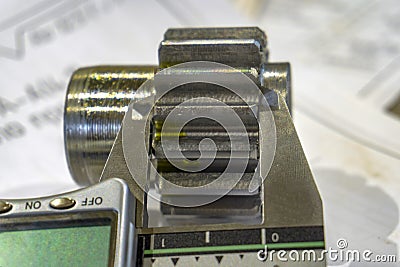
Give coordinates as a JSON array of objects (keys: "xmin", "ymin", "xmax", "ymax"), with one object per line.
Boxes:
[{"xmin": 64, "ymin": 27, "xmax": 325, "ymax": 266}]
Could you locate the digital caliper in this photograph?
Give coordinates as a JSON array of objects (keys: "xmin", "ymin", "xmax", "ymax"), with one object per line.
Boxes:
[{"xmin": 0, "ymin": 27, "xmax": 325, "ymax": 267}]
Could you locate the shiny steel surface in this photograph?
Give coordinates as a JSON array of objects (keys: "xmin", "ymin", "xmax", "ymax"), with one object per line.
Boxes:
[
  {"xmin": 62, "ymin": 26, "xmax": 324, "ymax": 225},
  {"xmin": 49, "ymin": 197, "xmax": 76, "ymax": 209},
  {"xmin": 160, "ymin": 27, "xmax": 268, "ymax": 68},
  {"xmin": 0, "ymin": 201, "xmax": 12, "ymax": 214},
  {"xmin": 63, "ymin": 27, "xmax": 325, "ymax": 266},
  {"xmin": 64, "ymin": 66, "xmax": 156, "ymax": 185}
]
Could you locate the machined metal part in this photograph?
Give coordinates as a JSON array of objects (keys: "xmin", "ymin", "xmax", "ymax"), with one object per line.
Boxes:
[
  {"xmin": 155, "ymin": 27, "xmax": 268, "ymax": 216},
  {"xmin": 64, "ymin": 66, "xmax": 156, "ymax": 186},
  {"xmin": 159, "ymin": 27, "xmax": 268, "ymax": 68},
  {"xmin": 262, "ymin": 62, "xmax": 291, "ymax": 113},
  {"xmin": 63, "ymin": 27, "xmax": 325, "ymax": 266}
]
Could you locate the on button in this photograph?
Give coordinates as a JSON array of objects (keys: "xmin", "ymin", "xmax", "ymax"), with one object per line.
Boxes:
[
  {"xmin": 50, "ymin": 198, "xmax": 76, "ymax": 210},
  {"xmin": 0, "ymin": 201, "xmax": 12, "ymax": 214}
]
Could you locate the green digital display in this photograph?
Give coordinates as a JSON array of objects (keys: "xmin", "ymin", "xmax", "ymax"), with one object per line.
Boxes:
[{"xmin": 0, "ymin": 220, "xmax": 113, "ymax": 267}]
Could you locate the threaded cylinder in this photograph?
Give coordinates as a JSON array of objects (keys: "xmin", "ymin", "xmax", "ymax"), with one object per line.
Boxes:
[{"xmin": 64, "ymin": 66, "xmax": 156, "ymax": 185}]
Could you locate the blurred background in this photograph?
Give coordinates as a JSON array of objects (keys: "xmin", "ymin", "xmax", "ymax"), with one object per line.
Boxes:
[{"xmin": 0, "ymin": 0, "xmax": 399, "ymax": 266}]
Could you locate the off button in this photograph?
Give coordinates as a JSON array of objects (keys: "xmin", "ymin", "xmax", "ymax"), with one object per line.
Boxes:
[
  {"xmin": 50, "ymin": 197, "xmax": 76, "ymax": 210},
  {"xmin": 0, "ymin": 201, "xmax": 12, "ymax": 214}
]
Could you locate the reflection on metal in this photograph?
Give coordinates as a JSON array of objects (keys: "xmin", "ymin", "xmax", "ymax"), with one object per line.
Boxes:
[
  {"xmin": 64, "ymin": 27, "xmax": 325, "ymax": 266},
  {"xmin": 64, "ymin": 66, "xmax": 156, "ymax": 185}
]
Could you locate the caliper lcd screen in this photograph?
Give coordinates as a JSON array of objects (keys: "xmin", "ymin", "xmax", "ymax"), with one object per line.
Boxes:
[{"xmin": 0, "ymin": 213, "xmax": 115, "ymax": 267}]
